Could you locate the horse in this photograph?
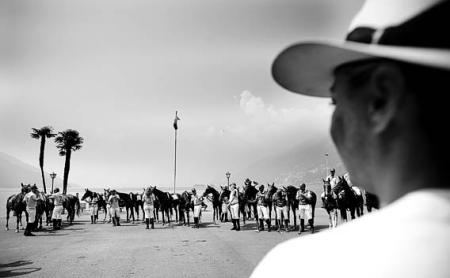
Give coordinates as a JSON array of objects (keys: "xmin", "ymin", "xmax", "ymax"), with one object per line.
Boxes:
[
  {"xmin": 81, "ymin": 189, "xmax": 108, "ymax": 222},
  {"xmin": 321, "ymin": 179, "xmax": 338, "ymax": 228},
  {"xmin": 180, "ymin": 191, "xmax": 192, "ymax": 225},
  {"xmin": 104, "ymin": 189, "xmax": 135, "ymax": 222},
  {"xmin": 5, "ymin": 183, "xmax": 31, "ymax": 232},
  {"xmin": 170, "ymin": 192, "xmax": 181, "ymax": 222},
  {"xmin": 62, "ymin": 194, "xmax": 80, "ymax": 224},
  {"xmin": 333, "ymin": 176, "xmax": 358, "ymax": 222},
  {"xmin": 264, "ymin": 183, "xmax": 278, "ymax": 226},
  {"xmin": 202, "ymin": 185, "xmax": 221, "ymax": 224},
  {"xmin": 350, "ymin": 185, "xmax": 365, "ymax": 217},
  {"xmin": 129, "ymin": 192, "xmax": 145, "ymax": 222},
  {"xmin": 365, "ymin": 191, "xmax": 380, "ymax": 212},
  {"xmin": 286, "ymin": 185, "xmax": 299, "ymax": 229},
  {"xmin": 135, "ymin": 190, "xmax": 145, "ymax": 221},
  {"xmin": 149, "ymin": 186, "xmax": 172, "ymax": 225},
  {"xmin": 218, "ymin": 186, "xmax": 230, "ymax": 222},
  {"xmin": 242, "ymin": 181, "xmax": 258, "ymax": 222},
  {"xmin": 35, "ymin": 192, "xmax": 49, "ymax": 230}
]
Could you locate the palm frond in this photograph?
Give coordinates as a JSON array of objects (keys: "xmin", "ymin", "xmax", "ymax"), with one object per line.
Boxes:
[{"xmin": 54, "ymin": 129, "xmax": 84, "ymax": 153}]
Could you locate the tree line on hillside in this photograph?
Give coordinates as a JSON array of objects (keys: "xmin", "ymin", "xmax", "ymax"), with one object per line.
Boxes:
[{"xmin": 30, "ymin": 126, "xmax": 83, "ymax": 194}]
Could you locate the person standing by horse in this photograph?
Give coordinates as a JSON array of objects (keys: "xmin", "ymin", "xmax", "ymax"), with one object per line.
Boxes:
[
  {"xmin": 87, "ymin": 192, "xmax": 99, "ymax": 224},
  {"xmin": 143, "ymin": 187, "xmax": 156, "ymax": 229},
  {"xmin": 23, "ymin": 185, "xmax": 40, "ymax": 236},
  {"xmin": 256, "ymin": 185, "xmax": 270, "ymax": 232},
  {"xmin": 296, "ymin": 183, "xmax": 314, "ymax": 234},
  {"xmin": 273, "ymin": 187, "xmax": 289, "ymax": 232},
  {"xmin": 228, "ymin": 183, "xmax": 240, "ymax": 231},
  {"xmin": 48, "ymin": 187, "xmax": 63, "ymax": 230},
  {"xmin": 108, "ymin": 190, "xmax": 121, "ymax": 227},
  {"xmin": 191, "ymin": 188, "xmax": 203, "ymax": 229}
]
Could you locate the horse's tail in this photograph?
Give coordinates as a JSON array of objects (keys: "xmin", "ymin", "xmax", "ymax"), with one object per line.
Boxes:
[{"xmin": 75, "ymin": 197, "xmax": 81, "ymax": 217}]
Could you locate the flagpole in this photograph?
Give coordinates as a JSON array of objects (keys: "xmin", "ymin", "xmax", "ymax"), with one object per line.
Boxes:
[{"xmin": 174, "ymin": 111, "xmax": 178, "ymax": 194}]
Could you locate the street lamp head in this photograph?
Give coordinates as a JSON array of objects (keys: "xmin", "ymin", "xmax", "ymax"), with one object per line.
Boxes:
[
  {"xmin": 226, "ymin": 171, "xmax": 231, "ymax": 178},
  {"xmin": 50, "ymin": 172, "xmax": 57, "ymax": 179}
]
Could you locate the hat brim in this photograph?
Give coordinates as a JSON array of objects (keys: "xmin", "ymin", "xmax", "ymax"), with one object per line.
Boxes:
[{"xmin": 272, "ymin": 39, "xmax": 450, "ymax": 97}]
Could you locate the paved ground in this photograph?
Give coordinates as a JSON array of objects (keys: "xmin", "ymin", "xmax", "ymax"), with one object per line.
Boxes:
[{"xmin": 0, "ymin": 208, "xmax": 331, "ymax": 278}]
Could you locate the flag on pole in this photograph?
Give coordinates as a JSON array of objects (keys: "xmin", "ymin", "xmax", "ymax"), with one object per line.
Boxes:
[{"xmin": 173, "ymin": 112, "xmax": 180, "ymax": 130}]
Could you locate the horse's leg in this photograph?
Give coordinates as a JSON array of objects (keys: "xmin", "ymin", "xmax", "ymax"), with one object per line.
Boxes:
[
  {"xmin": 293, "ymin": 206, "xmax": 297, "ymax": 230},
  {"xmin": 350, "ymin": 207, "xmax": 356, "ymax": 220},
  {"xmin": 6, "ymin": 209, "xmax": 10, "ymax": 231},
  {"xmin": 16, "ymin": 213, "xmax": 20, "ymax": 233}
]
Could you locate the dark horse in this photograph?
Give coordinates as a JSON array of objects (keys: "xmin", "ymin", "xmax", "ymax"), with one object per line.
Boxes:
[
  {"xmin": 129, "ymin": 192, "xmax": 145, "ymax": 222},
  {"xmin": 81, "ymin": 189, "xmax": 108, "ymax": 221},
  {"xmin": 365, "ymin": 191, "xmax": 380, "ymax": 212},
  {"xmin": 265, "ymin": 183, "xmax": 278, "ymax": 226},
  {"xmin": 104, "ymin": 189, "xmax": 135, "ymax": 222},
  {"xmin": 322, "ymin": 179, "xmax": 339, "ymax": 228},
  {"xmin": 333, "ymin": 176, "xmax": 359, "ymax": 222},
  {"xmin": 218, "ymin": 186, "xmax": 230, "ymax": 222},
  {"xmin": 203, "ymin": 185, "xmax": 221, "ymax": 224},
  {"xmin": 286, "ymin": 185, "xmax": 299, "ymax": 229},
  {"xmin": 180, "ymin": 191, "xmax": 192, "ymax": 225},
  {"xmin": 150, "ymin": 186, "xmax": 172, "ymax": 225},
  {"xmin": 242, "ymin": 181, "xmax": 258, "ymax": 222},
  {"xmin": 5, "ymin": 183, "xmax": 30, "ymax": 232},
  {"xmin": 62, "ymin": 194, "xmax": 81, "ymax": 224}
]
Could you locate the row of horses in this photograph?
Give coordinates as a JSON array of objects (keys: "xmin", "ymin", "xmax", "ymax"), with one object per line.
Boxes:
[
  {"xmin": 82, "ymin": 177, "xmax": 378, "ymax": 230},
  {"xmin": 5, "ymin": 183, "xmax": 80, "ymax": 232},
  {"xmin": 6, "ymin": 179, "xmax": 379, "ymax": 232}
]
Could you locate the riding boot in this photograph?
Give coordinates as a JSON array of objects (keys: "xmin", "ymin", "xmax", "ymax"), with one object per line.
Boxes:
[
  {"xmin": 145, "ymin": 218, "xmax": 149, "ymax": 229},
  {"xmin": 116, "ymin": 217, "xmax": 121, "ymax": 226},
  {"xmin": 24, "ymin": 223, "xmax": 29, "ymax": 236},
  {"xmin": 52, "ymin": 219, "xmax": 57, "ymax": 230},
  {"xmin": 230, "ymin": 219, "xmax": 237, "ymax": 230},
  {"xmin": 259, "ymin": 219, "xmax": 264, "ymax": 232},
  {"xmin": 95, "ymin": 215, "xmax": 98, "ymax": 224},
  {"xmin": 112, "ymin": 217, "xmax": 117, "ymax": 226},
  {"xmin": 308, "ymin": 219, "xmax": 315, "ymax": 233},
  {"xmin": 57, "ymin": 219, "xmax": 62, "ymax": 230},
  {"xmin": 91, "ymin": 216, "xmax": 94, "ymax": 224},
  {"xmin": 266, "ymin": 219, "xmax": 271, "ymax": 232},
  {"xmin": 277, "ymin": 220, "xmax": 281, "ymax": 232},
  {"xmin": 299, "ymin": 219, "xmax": 305, "ymax": 235},
  {"xmin": 284, "ymin": 220, "xmax": 290, "ymax": 232},
  {"xmin": 150, "ymin": 218, "xmax": 154, "ymax": 229},
  {"xmin": 236, "ymin": 219, "xmax": 240, "ymax": 231}
]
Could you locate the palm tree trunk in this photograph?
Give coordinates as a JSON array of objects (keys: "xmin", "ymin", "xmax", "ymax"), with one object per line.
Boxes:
[
  {"xmin": 63, "ymin": 149, "xmax": 71, "ymax": 194},
  {"xmin": 39, "ymin": 137, "xmax": 47, "ymax": 193}
]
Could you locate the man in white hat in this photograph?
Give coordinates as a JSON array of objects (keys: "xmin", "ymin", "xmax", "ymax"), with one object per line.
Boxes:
[{"xmin": 252, "ymin": 0, "xmax": 450, "ymax": 277}]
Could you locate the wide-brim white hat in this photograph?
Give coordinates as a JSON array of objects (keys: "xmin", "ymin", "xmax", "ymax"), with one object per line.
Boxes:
[{"xmin": 272, "ymin": 0, "xmax": 450, "ymax": 97}]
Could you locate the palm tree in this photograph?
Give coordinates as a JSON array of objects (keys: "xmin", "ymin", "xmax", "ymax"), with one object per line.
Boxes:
[
  {"xmin": 54, "ymin": 129, "xmax": 84, "ymax": 194},
  {"xmin": 30, "ymin": 126, "xmax": 56, "ymax": 194}
]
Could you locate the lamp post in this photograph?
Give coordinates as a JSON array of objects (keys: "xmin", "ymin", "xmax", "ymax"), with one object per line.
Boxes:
[
  {"xmin": 226, "ymin": 171, "xmax": 231, "ymax": 187},
  {"xmin": 50, "ymin": 172, "xmax": 57, "ymax": 193}
]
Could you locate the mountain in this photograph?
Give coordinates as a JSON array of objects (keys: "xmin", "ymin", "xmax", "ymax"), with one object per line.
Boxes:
[
  {"xmin": 232, "ymin": 136, "xmax": 347, "ymax": 193},
  {"xmin": 0, "ymin": 152, "xmax": 77, "ymax": 191}
]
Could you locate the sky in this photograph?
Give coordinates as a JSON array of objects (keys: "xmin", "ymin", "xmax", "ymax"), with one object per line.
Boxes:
[{"xmin": 0, "ymin": 0, "xmax": 362, "ymax": 189}]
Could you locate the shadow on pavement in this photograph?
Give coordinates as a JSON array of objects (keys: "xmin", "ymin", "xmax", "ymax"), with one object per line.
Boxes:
[{"xmin": 0, "ymin": 260, "xmax": 41, "ymax": 277}]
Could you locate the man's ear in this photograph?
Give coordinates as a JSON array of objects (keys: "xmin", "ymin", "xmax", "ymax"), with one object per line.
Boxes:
[{"xmin": 367, "ymin": 63, "xmax": 405, "ymax": 134}]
